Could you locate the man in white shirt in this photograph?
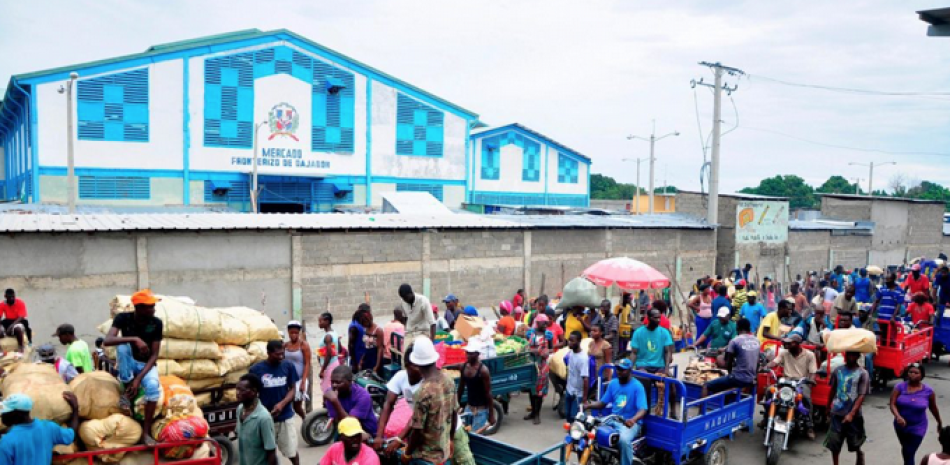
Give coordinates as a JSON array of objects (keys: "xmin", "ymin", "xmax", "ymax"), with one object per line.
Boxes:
[{"xmin": 398, "ymin": 284, "xmax": 436, "ymax": 366}]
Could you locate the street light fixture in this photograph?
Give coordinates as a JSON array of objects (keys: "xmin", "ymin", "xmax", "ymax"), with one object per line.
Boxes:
[
  {"xmin": 628, "ymin": 120, "xmax": 679, "ymax": 214},
  {"xmin": 251, "ymin": 120, "xmax": 268, "ymax": 213},
  {"xmin": 848, "ymin": 161, "xmax": 896, "ymax": 197},
  {"xmin": 621, "ymin": 157, "xmax": 648, "ymax": 214},
  {"xmin": 58, "ymin": 72, "xmax": 79, "ymax": 213}
]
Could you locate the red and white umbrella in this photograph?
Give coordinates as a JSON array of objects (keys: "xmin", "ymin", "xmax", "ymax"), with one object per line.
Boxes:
[{"xmin": 582, "ymin": 257, "xmax": 670, "ymax": 290}]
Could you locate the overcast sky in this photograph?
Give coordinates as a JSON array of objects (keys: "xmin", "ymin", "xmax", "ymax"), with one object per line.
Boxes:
[{"xmin": 2, "ymin": 1, "xmax": 949, "ymax": 193}]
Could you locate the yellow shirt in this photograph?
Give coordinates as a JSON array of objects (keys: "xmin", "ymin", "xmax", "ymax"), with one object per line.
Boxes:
[
  {"xmin": 564, "ymin": 313, "xmax": 589, "ymax": 339},
  {"xmin": 757, "ymin": 312, "xmax": 783, "ymax": 343}
]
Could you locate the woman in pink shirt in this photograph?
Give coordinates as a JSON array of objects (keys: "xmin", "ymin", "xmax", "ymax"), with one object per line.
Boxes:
[{"xmin": 382, "ymin": 307, "xmax": 406, "ymax": 367}]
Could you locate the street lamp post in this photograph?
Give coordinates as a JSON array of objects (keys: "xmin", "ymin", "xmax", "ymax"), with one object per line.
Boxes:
[
  {"xmin": 250, "ymin": 121, "xmax": 268, "ymax": 213},
  {"xmin": 622, "ymin": 157, "xmax": 647, "ymax": 214},
  {"xmin": 628, "ymin": 120, "xmax": 679, "ymax": 214},
  {"xmin": 849, "ymin": 161, "xmax": 896, "ymax": 197},
  {"xmin": 59, "ymin": 72, "xmax": 79, "ymax": 213}
]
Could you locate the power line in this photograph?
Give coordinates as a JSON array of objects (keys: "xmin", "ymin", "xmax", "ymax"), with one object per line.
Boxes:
[
  {"xmin": 748, "ymin": 74, "xmax": 950, "ymax": 101},
  {"xmin": 739, "ymin": 125, "xmax": 950, "ymax": 157}
]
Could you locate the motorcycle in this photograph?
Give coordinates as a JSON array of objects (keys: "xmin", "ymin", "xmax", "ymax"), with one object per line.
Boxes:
[
  {"xmin": 762, "ymin": 375, "xmax": 810, "ymax": 465},
  {"xmin": 563, "ymin": 410, "xmax": 646, "ymax": 465},
  {"xmin": 301, "ymin": 370, "xmax": 388, "ymax": 447}
]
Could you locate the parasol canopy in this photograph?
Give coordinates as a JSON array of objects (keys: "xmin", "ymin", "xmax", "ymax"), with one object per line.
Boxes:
[{"xmin": 582, "ymin": 257, "xmax": 671, "ymax": 290}]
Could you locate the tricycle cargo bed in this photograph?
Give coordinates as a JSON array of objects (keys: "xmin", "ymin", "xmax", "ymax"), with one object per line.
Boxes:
[{"xmin": 469, "ymin": 434, "xmax": 563, "ymax": 465}]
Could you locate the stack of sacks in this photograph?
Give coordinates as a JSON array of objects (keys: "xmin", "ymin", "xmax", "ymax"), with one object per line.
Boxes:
[
  {"xmin": 78, "ymin": 414, "xmax": 143, "ymax": 463},
  {"xmin": 0, "ymin": 363, "xmax": 73, "ymax": 425},
  {"xmin": 69, "ymin": 372, "xmax": 125, "ymax": 420},
  {"xmin": 152, "ymin": 376, "xmax": 209, "ymax": 459},
  {"xmin": 103, "ymin": 294, "xmax": 280, "ymax": 394}
]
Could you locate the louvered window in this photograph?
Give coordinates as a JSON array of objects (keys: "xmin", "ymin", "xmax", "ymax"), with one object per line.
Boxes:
[
  {"xmin": 396, "ymin": 94, "xmax": 443, "ymax": 157},
  {"xmin": 77, "ymin": 69, "xmax": 149, "ymax": 142},
  {"xmin": 558, "ymin": 153, "xmax": 579, "ymax": 184},
  {"xmin": 203, "ymin": 46, "xmax": 355, "ymax": 153},
  {"xmin": 79, "ymin": 176, "xmax": 150, "ymax": 200},
  {"xmin": 481, "ymin": 143, "xmax": 499, "ymax": 180},
  {"xmin": 396, "ymin": 183, "xmax": 444, "ymax": 201}
]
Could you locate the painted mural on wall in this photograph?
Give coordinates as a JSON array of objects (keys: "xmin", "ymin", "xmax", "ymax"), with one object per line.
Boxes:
[{"xmin": 736, "ymin": 200, "xmax": 789, "ymax": 243}]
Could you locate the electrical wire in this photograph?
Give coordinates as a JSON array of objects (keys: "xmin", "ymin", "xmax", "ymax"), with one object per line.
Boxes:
[
  {"xmin": 721, "ymin": 95, "xmax": 739, "ymax": 137},
  {"xmin": 748, "ymin": 74, "xmax": 950, "ymax": 101},
  {"xmin": 739, "ymin": 125, "xmax": 950, "ymax": 157}
]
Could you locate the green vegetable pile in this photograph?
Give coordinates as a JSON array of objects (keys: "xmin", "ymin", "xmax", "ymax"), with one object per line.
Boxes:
[{"xmin": 495, "ymin": 337, "xmax": 526, "ymax": 355}]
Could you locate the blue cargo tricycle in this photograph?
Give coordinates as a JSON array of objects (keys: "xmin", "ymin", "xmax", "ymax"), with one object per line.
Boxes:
[
  {"xmin": 932, "ymin": 307, "xmax": 950, "ymax": 360},
  {"xmin": 565, "ymin": 364, "xmax": 754, "ymax": 465}
]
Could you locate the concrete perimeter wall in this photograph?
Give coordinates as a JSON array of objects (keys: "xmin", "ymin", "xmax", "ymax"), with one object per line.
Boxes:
[{"xmin": 0, "ymin": 226, "xmax": 716, "ymax": 348}]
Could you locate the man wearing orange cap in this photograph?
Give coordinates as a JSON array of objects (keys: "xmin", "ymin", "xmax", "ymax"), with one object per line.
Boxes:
[{"xmin": 104, "ymin": 289, "xmax": 163, "ymax": 445}]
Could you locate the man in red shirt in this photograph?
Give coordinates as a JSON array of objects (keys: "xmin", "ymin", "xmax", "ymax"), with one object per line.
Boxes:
[
  {"xmin": 903, "ymin": 264, "xmax": 931, "ymax": 297},
  {"xmin": 907, "ymin": 292, "xmax": 936, "ymax": 326},
  {"xmin": 0, "ymin": 289, "xmax": 30, "ymax": 352},
  {"xmin": 642, "ymin": 300, "xmax": 673, "ymax": 330}
]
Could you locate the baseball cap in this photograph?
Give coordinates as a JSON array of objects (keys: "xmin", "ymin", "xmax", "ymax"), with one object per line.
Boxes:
[
  {"xmin": 337, "ymin": 417, "xmax": 364, "ymax": 437},
  {"xmin": 287, "ymin": 320, "xmax": 302, "ymax": 329},
  {"xmin": 443, "ymin": 294, "xmax": 458, "ymax": 303},
  {"xmin": 37, "ymin": 343, "xmax": 56, "ymax": 361},
  {"xmin": 737, "ymin": 279, "xmax": 747, "ymax": 286},
  {"xmin": 716, "ymin": 307, "xmax": 731, "ymax": 318},
  {"xmin": 747, "ymin": 291, "xmax": 758, "ymax": 297},
  {"xmin": 0, "ymin": 394, "xmax": 33, "ymax": 414},
  {"xmin": 784, "ymin": 333, "xmax": 803, "ymax": 343},
  {"xmin": 131, "ymin": 289, "xmax": 160, "ymax": 306},
  {"xmin": 464, "ymin": 340, "xmax": 483, "ymax": 353},
  {"xmin": 463, "ymin": 306, "xmax": 478, "ymax": 316},
  {"xmin": 912, "ymin": 264, "xmax": 921, "ymax": 271},
  {"xmin": 534, "ymin": 314, "xmax": 550, "ymax": 324},
  {"xmin": 52, "ymin": 323, "xmax": 75, "ymax": 337},
  {"xmin": 409, "ymin": 337, "xmax": 440, "ymax": 366},
  {"xmin": 616, "ymin": 359, "xmax": 633, "ymax": 370}
]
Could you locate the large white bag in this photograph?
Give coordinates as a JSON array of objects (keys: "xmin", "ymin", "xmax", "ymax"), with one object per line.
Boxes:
[
  {"xmin": 823, "ymin": 328, "xmax": 878, "ymax": 354},
  {"xmin": 110, "ymin": 295, "xmax": 223, "ymax": 342},
  {"xmin": 557, "ymin": 277, "xmax": 601, "ymax": 310}
]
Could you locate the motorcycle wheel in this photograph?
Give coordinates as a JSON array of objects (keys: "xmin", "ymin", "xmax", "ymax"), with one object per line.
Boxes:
[
  {"xmin": 301, "ymin": 410, "xmax": 335, "ymax": 446},
  {"xmin": 705, "ymin": 439, "xmax": 727, "ymax": 465},
  {"xmin": 482, "ymin": 402, "xmax": 505, "ymax": 436},
  {"xmin": 766, "ymin": 431, "xmax": 785, "ymax": 465}
]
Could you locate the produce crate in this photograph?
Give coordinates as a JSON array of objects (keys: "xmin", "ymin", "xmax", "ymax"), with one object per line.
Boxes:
[
  {"xmin": 434, "ymin": 331, "xmax": 453, "ymax": 344},
  {"xmin": 494, "ymin": 335, "xmax": 528, "ymax": 355},
  {"xmin": 437, "ymin": 341, "xmax": 468, "ymax": 367}
]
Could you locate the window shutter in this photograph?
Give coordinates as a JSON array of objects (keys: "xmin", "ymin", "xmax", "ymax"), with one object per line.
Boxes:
[{"xmin": 77, "ymin": 69, "xmax": 149, "ymax": 142}]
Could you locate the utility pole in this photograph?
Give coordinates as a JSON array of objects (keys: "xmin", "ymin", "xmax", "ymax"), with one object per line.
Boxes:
[
  {"xmin": 850, "ymin": 177, "xmax": 864, "ymax": 195},
  {"xmin": 60, "ymin": 72, "xmax": 79, "ymax": 213},
  {"xmin": 622, "ymin": 157, "xmax": 647, "ymax": 214},
  {"xmin": 628, "ymin": 120, "xmax": 678, "ymax": 214},
  {"xmin": 849, "ymin": 161, "xmax": 895, "ymax": 197},
  {"xmin": 251, "ymin": 121, "xmax": 268, "ymax": 213},
  {"xmin": 693, "ymin": 62, "xmax": 743, "ymax": 224}
]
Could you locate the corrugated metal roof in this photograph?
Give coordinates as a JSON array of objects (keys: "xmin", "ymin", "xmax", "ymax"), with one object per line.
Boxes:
[
  {"xmin": 0, "ymin": 211, "xmax": 713, "ymax": 233},
  {"xmin": 789, "ymin": 219, "xmax": 874, "ymax": 231},
  {"xmin": 677, "ymin": 190, "xmax": 789, "ymax": 201},
  {"xmin": 818, "ymin": 193, "xmax": 947, "ymax": 206}
]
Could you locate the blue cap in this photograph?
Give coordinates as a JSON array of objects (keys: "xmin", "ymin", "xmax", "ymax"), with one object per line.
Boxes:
[
  {"xmin": 463, "ymin": 306, "xmax": 478, "ymax": 316},
  {"xmin": 1, "ymin": 394, "xmax": 33, "ymax": 414},
  {"xmin": 443, "ymin": 294, "xmax": 458, "ymax": 303},
  {"xmin": 616, "ymin": 359, "xmax": 633, "ymax": 371}
]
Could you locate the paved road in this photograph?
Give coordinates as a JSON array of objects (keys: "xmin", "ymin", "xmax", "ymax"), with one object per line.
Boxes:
[{"xmin": 296, "ymin": 353, "xmax": 950, "ymax": 464}]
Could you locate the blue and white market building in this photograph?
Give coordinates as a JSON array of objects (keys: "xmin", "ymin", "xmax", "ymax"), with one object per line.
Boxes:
[{"xmin": 0, "ymin": 29, "xmax": 590, "ymax": 212}]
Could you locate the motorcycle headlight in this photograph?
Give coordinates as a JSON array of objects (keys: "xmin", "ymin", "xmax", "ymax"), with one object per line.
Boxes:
[
  {"xmin": 779, "ymin": 387, "xmax": 795, "ymax": 403},
  {"xmin": 570, "ymin": 422, "xmax": 586, "ymax": 440}
]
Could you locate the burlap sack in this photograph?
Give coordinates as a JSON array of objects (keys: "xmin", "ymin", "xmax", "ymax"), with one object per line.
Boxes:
[
  {"xmin": 1, "ymin": 363, "xmax": 72, "ymax": 423},
  {"xmin": 187, "ymin": 377, "xmax": 225, "ymax": 391},
  {"xmin": 218, "ymin": 312, "xmax": 253, "ymax": 346},
  {"xmin": 110, "ymin": 295, "xmax": 222, "ymax": 342},
  {"xmin": 159, "ymin": 339, "xmax": 221, "ymax": 360},
  {"xmin": 225, "ymin": 369, "xmax": 248, "ymax": 385},
  {"xmin": 556, "ymin": 277, "xmax": 601, "ymax": 310},
  {"xmin": 823, "ymin": 328, "xmax": 878, "ymax": 354},
  {"xmin": 176, "ymin": 360, "xmax": 220, "ymax": 379},
  {"xmin": 79, "ymin": 414, "xmax": 143, "ymax": 463},
  {"xmin": 247, "ymin": 341, "xmax": 268, "ymax": 364},
  {"xmin": 155, "ymin": 360, "xmax": 185, "ymax": 378},
  {"xmin": 218, "ymin": 307, "xmax": 279, "ymax": 342},
  {"xmin": 69, "ymin": 372, "xmax": 123, "ymax": 420},
  {"xmin": 217, "ymin": 345, "xmax": 252, "ymax": 374}
]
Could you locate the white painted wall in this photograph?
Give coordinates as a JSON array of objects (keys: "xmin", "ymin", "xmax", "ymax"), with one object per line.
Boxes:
[
  {"xmin": 370, "ymin": 81, "xmax": 466, "ymax": 180},
  {"xmin": 187, "ymin": 41, "xmax": 368, "ymax": 177},
  {"xmin": 36, "ymin": 60, "xmax": 184, "ymax": 170},
  {"xmin": 471, "ymin": 129, "xmax": 589, "ymax": 197}
]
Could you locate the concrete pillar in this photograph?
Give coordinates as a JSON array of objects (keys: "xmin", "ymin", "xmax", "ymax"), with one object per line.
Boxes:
[
  {"xmin": 291, "ymin": 235, "xmax": 303, "ymax": 321},
  {"xmin": 523, "ymin": 231, "xmax": 532, "ymax": 299},
  {"xmin": 421, "ymin": 231, "xmax": 431, "ymax": 299},
  {"xmin": 135, "ymin": 236, "xmax": 149, "ymax": 289}
]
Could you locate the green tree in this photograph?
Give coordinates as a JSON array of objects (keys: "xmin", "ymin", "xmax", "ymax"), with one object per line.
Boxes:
[
  {"xmin": 591, "ymin": 173, "xmax": 643, "ymax": 200},
  {"xmin": 817, "ymin": 175, "xmax": 862, "ymax": 195},
  {"xmin": 905, "ymin": 180, "xmax": 950, "ymax": 212},
  {"xmin": 739, "ymin": 175, "xmax": 817, "ymax": 209}
]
